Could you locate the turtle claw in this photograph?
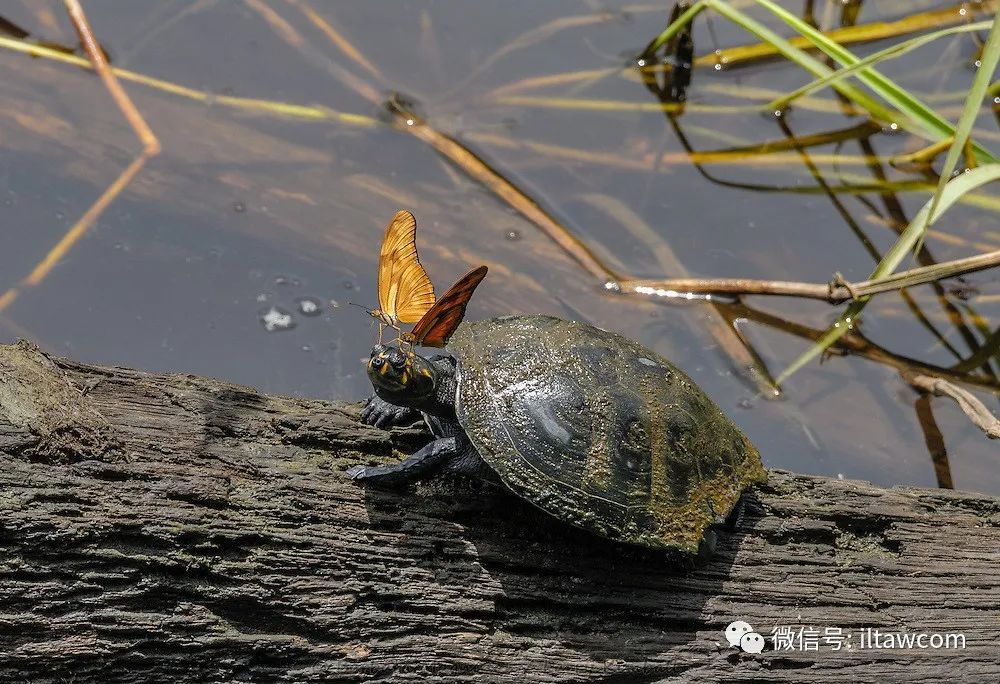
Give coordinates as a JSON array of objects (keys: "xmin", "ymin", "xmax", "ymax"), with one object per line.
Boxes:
[
  {"xmin": 362, "ymin": 394, "xmax": 418, "ymax": 429},
  {"xmin": 346, "ymin": 465, "xmax": 369, "ymax": 480}
]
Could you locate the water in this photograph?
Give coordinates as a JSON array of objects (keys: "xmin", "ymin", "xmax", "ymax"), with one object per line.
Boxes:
[{"xmin": 0, "ymin": 0, "xmax": 996, "ymax": 493}]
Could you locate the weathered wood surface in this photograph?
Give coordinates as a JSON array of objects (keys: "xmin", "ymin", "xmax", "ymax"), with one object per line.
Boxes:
[{"xmin": 0, "ymin": 340, "xmax": 998, "ymax": 683}]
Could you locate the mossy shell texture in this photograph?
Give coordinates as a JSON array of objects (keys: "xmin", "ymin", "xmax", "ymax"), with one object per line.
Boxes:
[{"xmin": 449, "ymin": 315, "xmax": 766, "ymax": 553}]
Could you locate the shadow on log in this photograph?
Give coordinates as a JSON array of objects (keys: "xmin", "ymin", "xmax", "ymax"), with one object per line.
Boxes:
[{"xmin": 0, "ymin": 340, "xmax": 998, "ymax": 682}]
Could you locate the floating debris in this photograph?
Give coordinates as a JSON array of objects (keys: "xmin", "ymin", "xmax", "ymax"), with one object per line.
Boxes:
[
  {"xmin": 296, "ymin": 296, "xmax": 323, "ymax": 316},
  {"xmin": 260, "ymin": 306, "xmax": 295, "ymax": 332}
]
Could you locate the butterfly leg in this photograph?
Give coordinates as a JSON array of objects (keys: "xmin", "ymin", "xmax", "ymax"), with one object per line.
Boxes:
[{"xmin": 346, "ymin": 436, "xmax": 464, "ymax": 486}]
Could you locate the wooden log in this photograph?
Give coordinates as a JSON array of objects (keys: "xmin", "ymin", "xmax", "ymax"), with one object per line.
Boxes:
[{"xmin": 0, "ymin": 340, "xmax": 997, "ymax": 682}]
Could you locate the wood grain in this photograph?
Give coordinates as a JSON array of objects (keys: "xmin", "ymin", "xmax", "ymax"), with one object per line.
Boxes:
[{"xmin": 1, "ymin": 340, "xmax": 997, "ymax": 682}]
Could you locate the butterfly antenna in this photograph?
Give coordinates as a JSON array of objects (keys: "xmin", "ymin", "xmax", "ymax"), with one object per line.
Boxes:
[{"xmin": 347, "ymin": 301, "xmax": 373, "ymax": 313}]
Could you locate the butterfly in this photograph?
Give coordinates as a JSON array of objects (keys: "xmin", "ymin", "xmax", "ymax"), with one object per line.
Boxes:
[
  {"xmin": 368, "ymin": 210, "xmax": 436, "ymax": 342},
  {"xmin": 401, "ymin": 265, "xmax": 488, "ymax": 348}
]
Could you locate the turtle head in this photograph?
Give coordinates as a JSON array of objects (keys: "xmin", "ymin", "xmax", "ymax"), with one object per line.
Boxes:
[{"xmin": 367, "ymin": 344, "xmax": 436, "ymax": 400}]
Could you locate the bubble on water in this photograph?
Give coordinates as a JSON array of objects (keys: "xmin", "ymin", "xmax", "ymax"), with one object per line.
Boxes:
[
  {"xmin": 301, "ymin": 344, "xmax": 313, "ymax": 352},
  {"xmin": 636, "ymin": 58, "xmax": 647, "ymax": 67},
  {"xmin": 505, "ymin": 229, "xmax": 522, "ymax": 241},
  {"xmin": 296, "ymin": 296, "xmax": 323, "ymax": 316},
  {"xmin": 714, "ymin": 63, "xmax": 722, "ymax": 71},
  {"xmin": 233, "ymin": 201, "xmax": 246, "ymax": 213},
  {"xmin": 329, "ymin": 299, "xmax": 340, "ymax": 309},
  {"xmin": 260, "ymin": 306, "xmax": 295, "ymax": 332},
  {"xmin": 275, "ymin": 275, "xmax": 301, "ymax": 287},
  {"xmin": 949, "ymin": 284, "xmax": 977, "ymax": 301},
  {"xmin": 256, "ymin": 293, "xmax": 268, "ymax": 303}
]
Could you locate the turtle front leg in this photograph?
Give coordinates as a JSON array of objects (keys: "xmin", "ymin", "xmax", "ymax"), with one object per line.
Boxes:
[
  {"xmin": 346, "ymin": 437, "xmax": 461, "ymax": 487},
  {"xmin": 361, "ymin": 394, "xmax": 420, "ymax": 429}
]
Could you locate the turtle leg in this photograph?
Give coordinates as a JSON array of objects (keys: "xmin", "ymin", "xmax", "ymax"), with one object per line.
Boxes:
[
  {"xmin": 440, "ymin": 443, "xmax": 495, "ymax": 479},
  {"xmin": 361, "ymin": 394, "xmax": 420, "ymax": 429},
  {"xmin": 346, "ymin": 436, "xmax": 460, "ymax": 486}
]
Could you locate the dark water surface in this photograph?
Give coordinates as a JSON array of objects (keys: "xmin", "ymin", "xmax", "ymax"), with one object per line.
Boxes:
[{"xmin": 1, "ymin": 1, "xmax": 997, "ymax": 493}]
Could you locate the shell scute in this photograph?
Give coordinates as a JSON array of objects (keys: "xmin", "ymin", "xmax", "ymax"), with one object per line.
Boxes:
[{"xmin": 450, "ymin": 315, "xmax": 766, "ymax": 553}]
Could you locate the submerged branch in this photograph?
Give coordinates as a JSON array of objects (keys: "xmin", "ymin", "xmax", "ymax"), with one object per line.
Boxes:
[
  {"xmin": 905, "ymin": 372, "xmax": 1000, "ymax": 439},
  {"xmin": 0, "ymin": 1, "xmax": 161, "ymax": 314},
  {"xmin": 720, "ymin": 300, "xmax": 1000, "ymax": 394}
]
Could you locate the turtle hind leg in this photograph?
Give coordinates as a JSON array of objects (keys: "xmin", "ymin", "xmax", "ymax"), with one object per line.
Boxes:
[
  {"xmin": 346, "ymin": 436, "xmax": 461, "ymax": 487},
  {"xmin": 440, "ymin": 444, "xmax": 495, "ymax": 480}
]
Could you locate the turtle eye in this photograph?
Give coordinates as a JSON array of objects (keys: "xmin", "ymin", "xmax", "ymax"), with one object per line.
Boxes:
[{"xmin": 371, "ymin": 357, "xmax": 384, "ymax": 368}]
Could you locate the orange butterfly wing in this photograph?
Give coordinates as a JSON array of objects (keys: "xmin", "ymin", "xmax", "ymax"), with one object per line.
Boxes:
[
  {"xmin": 409, "ymin": 266, "xmax": 488, "ymax": 347},
  {"xmin": 377, "ymin": 210, "xmax": 436, "ymax": 324}
]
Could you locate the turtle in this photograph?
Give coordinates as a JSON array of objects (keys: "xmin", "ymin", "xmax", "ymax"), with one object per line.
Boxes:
[{"xmin": 347, "ymin": 315, "xmax": 766, "ymax": 555}]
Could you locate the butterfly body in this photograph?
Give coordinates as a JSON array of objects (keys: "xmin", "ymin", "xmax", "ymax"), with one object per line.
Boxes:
[
  {"xmin": 370, "ymin": 210, "xmax": 436, "ymax": 341},
  {"xmin": 366, "ymin": 209, "xmax": 487, "ymax": 348}
]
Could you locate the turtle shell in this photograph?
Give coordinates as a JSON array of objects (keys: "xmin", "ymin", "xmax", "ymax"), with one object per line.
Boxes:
[{"xmin": 449, "ymin": 315, "xmax": 765, "ymax": 553}]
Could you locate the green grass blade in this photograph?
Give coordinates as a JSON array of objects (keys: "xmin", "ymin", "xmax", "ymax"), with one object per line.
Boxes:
[
  {"xmin": 751, "ymin": 0, "xmax": 998, "ymax": 164},
  {"xmin": 640, "ymin": 0, "xmax": 708, "ymax": 58},
  {"xmin": 775, "ymin": 164, "xmax": 1000, "ymax": 386},
  {"xmin": 919, "ymin": 16, "xmax": 1000, "ymax": 252},
  {"xmin": 706, "ymin": 0, "xmax": 899, "ymax": 122},
  {"xmin": 767, "ymin": 21, "xmax": 993, "ymax": 112}
]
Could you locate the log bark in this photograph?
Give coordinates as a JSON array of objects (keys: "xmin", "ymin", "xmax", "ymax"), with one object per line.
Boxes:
[{"xmin": 0, "ymin": 340, "xmax": 998, "ymax": 683}]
